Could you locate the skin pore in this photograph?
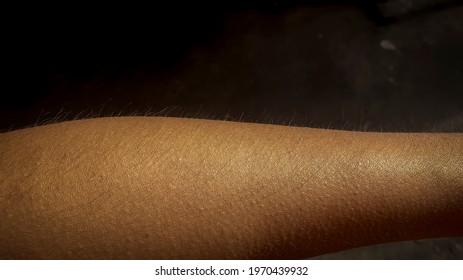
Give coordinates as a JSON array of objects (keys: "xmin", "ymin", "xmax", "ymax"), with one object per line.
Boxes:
[{"xmin": 0, "ymin": 116, "xmax": 462, "ymax": 259}]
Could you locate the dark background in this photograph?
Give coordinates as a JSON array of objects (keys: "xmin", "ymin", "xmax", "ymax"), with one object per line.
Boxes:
[{"xmin": 1, "ymin": 0, "xmax": 462, "ymax": 258}]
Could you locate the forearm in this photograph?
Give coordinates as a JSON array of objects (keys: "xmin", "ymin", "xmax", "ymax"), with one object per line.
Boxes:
[{"xmin": 0, "ymin": 117, "xmax": 462, "ymax": 259}]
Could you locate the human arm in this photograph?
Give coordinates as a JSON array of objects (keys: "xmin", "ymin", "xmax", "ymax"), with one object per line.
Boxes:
[{"xmin": 0, "ymin": 116, "xmax": 462, "ymax": 259}]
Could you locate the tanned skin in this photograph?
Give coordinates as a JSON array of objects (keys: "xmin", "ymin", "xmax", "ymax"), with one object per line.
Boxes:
[{"xmin": 0, "ymin": 117, "xmax": 462, "ymax": 259}]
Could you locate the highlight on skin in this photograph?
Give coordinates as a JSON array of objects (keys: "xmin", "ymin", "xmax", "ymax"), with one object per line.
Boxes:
[{"xmin": 0, "ymin": 115, "xmax": 462, "ymax": 259}]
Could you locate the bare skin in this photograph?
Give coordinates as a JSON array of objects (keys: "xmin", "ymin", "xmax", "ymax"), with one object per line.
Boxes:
[{"xmin": 0, "ymin": 117, "xmax": 462, "ymax": 259}]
